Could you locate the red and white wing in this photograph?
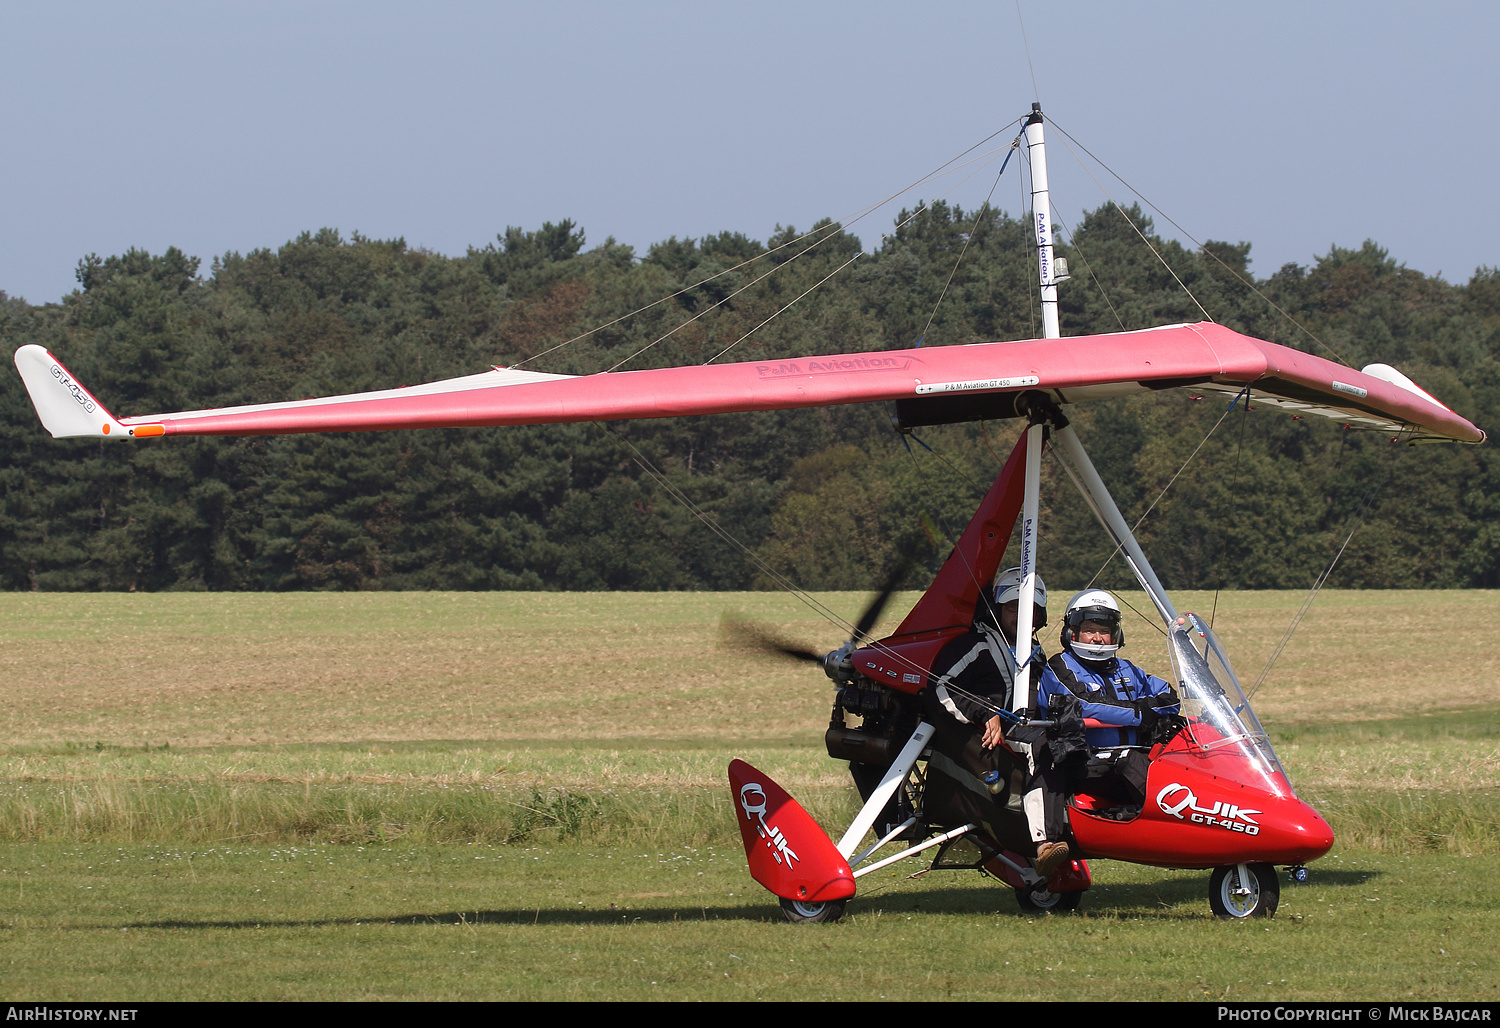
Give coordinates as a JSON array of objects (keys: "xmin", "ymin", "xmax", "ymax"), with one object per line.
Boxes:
[{"xmin": 12, "ymin": 322, "xmax": 1485, "ymax": 444}]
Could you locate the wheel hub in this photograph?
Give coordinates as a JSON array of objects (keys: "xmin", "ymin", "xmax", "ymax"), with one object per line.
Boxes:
[{"xmin": 1222, "ymin": 865, "xmax": 1260, "ymax": 917}]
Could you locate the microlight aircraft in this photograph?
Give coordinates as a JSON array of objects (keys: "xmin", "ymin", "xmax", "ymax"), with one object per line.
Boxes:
[{"xmin": 13, "ymin": 106, "xmax": 1485, "ymax": 921}]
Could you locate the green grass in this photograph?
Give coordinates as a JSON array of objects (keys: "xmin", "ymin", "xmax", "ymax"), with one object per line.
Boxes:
[
  {"xmin": 5, "ymin": 706, "xmax": 1499, "ymax": 854},
  {"xmin": 1, "ymin": 590, "xmax": 1498, "ymax": 999},
  {"xmin": 2, "ymin": 842, "xmax": 1496, "ymax": 1001},
  {"xmin": 5, "ymin": 737, "xmax": 1499, "ymax": 855}
]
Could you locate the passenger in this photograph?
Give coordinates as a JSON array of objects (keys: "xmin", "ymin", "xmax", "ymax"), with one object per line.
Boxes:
[
  {"xmin": 918, "ymin": 567, "xmax": 1048, "ymax": 850},
  {"xmin": 1022, "ymin": 588, "xmax": 1181, "ymax": 878}
]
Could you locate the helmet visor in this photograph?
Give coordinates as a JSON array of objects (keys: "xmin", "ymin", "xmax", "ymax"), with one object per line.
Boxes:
[{"xmin": 1068, "ymin": 605, "xmax": 1120, "ymax": 630}]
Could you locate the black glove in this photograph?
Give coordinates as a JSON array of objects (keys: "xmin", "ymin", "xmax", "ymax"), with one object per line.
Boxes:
[
  {"xmin": 1134, "ymin": 699, "xmax": 1160, "ymax": 732},
  {"xmin": 1046, "ymin": 691, "xmax": 1087, "ymax": 767}
]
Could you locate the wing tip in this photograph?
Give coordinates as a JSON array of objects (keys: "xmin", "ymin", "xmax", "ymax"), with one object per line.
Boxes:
[{"xmin": 12, "ymin": 344, "xmax": 126, "ymax": 439}]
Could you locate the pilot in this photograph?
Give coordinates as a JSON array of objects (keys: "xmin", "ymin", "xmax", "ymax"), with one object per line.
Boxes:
[
  {"xmin": 919, "ymin": 567, "xmax": 1049, "ymax": 850},
  {"xmin": 1022, "ymin": 588, "xmax": 1181, "ymax": 878}
]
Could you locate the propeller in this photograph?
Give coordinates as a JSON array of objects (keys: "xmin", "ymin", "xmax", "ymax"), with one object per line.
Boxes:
[
  {"xmin": 722, "ymin": 559, "xmax": 915, "ymax": 680},
  {"xmin": 849, "ymin": 559, "xmax": 913, "ymax": 645},
  {"xmin": 720, "ymin": 617, "xmax": 825, "ymax": 664}
]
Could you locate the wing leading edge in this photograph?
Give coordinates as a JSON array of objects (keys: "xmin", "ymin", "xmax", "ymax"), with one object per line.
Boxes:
[{"xmin": 13, "ymin": 323, "xmax": 1485, "ymax": 444}]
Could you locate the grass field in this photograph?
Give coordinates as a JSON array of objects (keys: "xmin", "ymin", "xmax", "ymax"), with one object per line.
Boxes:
[
  {"xmin": 4, "ymin": 844, "xmax": 1496, "ymax": 1001},
  {"xmin": 1, "ymin": 590, "xmax": 1498, "ymax": 1000}
]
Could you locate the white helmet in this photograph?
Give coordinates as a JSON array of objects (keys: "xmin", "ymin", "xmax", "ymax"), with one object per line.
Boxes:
[
  {"xmin": 1063, "ymin": 588, "xmax": 1123, "ymax": 662},
  {"xmin": 994, "ymin": 566, "xmax": 1047, "ymax": 607},
  {"xmin": 987, "ymin": 566, "xmax": 1048, "ymax": 631}
]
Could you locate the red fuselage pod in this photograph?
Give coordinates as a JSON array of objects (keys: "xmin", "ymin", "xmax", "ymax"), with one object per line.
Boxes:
[
  {"xmin": 985, "ymin": 847, "xmax": 1094, "ymax": 894},
  {"xmin": 728, "ymin": 759, "xmax": 856, "ymax": 903},
  {"xmin": 1068, "ymin": 726, "xmax": 1334, "ymax": 869},
  {"xmin": 851, "ymin": 631, "xmax": 966, "ymax": 695}
]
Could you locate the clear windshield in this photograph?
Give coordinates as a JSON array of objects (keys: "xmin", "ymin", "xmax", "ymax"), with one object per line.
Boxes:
[{"xmin": 1164, "ymin": 613, "xmax": 1287, "ymax": 794}]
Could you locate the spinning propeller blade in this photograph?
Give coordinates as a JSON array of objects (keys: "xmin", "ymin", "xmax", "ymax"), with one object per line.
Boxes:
[
  {"xmin": 849, "ymin": 559, "xmax": 914, "ymax": 645},
  {"xmin": 720, "ymin": 616, "xmax": 824, "ymax": 664},
  {"xmin": 721, "ymin": 558, "xmax": 916, "ymax": 667}
]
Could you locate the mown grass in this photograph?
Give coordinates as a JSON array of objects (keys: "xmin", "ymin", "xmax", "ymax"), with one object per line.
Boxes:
[
  {"xmin": 0, "ymin": 590, "xmax": 1497, "ymax": 1000},
  {"xmin": 3, "ymin": 842, "xmax": 1496, "ymax": 1001}
]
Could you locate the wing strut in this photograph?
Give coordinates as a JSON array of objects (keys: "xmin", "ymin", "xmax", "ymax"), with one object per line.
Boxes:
[
  {"xmin": 1010, "ymin": 417, "xmax": 1045, "ymax": 711},
  {"xmin": 1050, "ymin": 423, "xmax": 1179, "ymax": 626}
]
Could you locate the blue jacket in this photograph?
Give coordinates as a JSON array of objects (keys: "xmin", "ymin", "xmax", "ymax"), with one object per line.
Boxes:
[{"xmin": 1038, "ymin": 649, "xmax": 1179, "ymax": 749}]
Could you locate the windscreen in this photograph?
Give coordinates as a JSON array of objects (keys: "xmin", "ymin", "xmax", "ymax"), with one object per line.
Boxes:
[{"xmin": 1164, "ymin": 613, "xmax": 1288, "ymax": 795}]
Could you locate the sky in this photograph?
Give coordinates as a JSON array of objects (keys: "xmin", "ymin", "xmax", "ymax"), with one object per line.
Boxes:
[{"xmin": 2, "ymin": 1, "xmax": 1497, "ymax": 305}]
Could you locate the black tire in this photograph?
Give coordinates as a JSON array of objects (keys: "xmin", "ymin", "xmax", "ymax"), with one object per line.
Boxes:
[
  {"xmin": 779, "ymin": 897, "xmax": 847, "ymax": 924},
  {"xmin": 1209, "ymin": 863, "xmax": 1280, "ymax": 919},
  {"xmin": 1014, "ymin": 884, "xmax": 1083, "ymax": 913}
]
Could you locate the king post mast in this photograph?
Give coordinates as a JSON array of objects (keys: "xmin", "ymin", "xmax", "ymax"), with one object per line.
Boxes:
[
  {"xmin": 1011, "ymin": 102, "xmax": 1065, "ymax": 701},
  {"xmin": 1025, "ymin": 102, "xmax": 1064, "ymax": 342}
]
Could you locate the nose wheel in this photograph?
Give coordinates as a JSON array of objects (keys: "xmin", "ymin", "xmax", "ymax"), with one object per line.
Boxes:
[
  {"xmin": 779, "ymin": 897, "xmax": 847, "ymax": 923},
  {"xmin": 1209, "ymin": 862, "xmax": 1279, "ymax": 918}
]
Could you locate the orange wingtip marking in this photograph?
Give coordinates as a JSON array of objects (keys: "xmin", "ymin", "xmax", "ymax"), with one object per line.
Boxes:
[
  {"xmin": 132, "ymin": 425, "xmax": 166, "ymax": 437},
  {"xmin": 101, "ymin": 424, "xmax": 110, "ymax": 435}
]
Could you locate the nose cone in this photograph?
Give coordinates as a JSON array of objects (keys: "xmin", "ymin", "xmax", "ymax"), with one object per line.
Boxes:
[{"xmin": 1272, "ymin": 798, "xmax": 1335, "ymax": 863}]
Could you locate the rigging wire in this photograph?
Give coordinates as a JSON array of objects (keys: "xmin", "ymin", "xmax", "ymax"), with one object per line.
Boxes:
[
  {"xmin": 1209, "ymin": 385, "xmax": 1255, "ymax": 628},
  {"xmin": 1042, "ymin": 126, "xmax": 1216, "ymax": 325},
  {"xmin": 1245, "ymin": 429, "xmax": 1407, "ymax": 701},
  {"xmin": 607, "ymin": 143, "xmax": 1012, "ymax": 372},
  {"xmin": 1114, "ymin": 591, "xmax": 1168, "ymax": 640},
  {"xmin": 580, "ymin": 104, "xmax": 1385, "ymax": 690},
  {"xmin": 703, "ymin": 249, "xmax": 867, "ymax": 364},
  {"xmin": 511, "ymin": 220, "xmax": 839, "ymax": 370},
  {"xmin": 1049, "ymin": 206, "xmax": 1128, "ymax": 332},
  {"xmin": 916, "ymin": 137, "xmax": 1022, "ymax": 346},
  {"xmin": 896, "ymin": 425, "xmax": 1057, "ymax": 667},
  {"xmin": 1065, "ymin": 386, "xmax": 1252, "ymax": 644},
  {"xmin": 903, "ymin": 427, "xmax": 990, "ymax": 495},
  {"xmin": 897, "ymin": 430, "xmax": 1000, "ymax": 631},
  {"xmin": 1043, "ymin": 115, "xmax": 1350, "ymax": 368},
  {"xmin": 604, "ymin": 426, "xmax": 866, "ymax": 641},
  {"xmin": 1080, "ymin": 395, "xmax": 1241, "ymax": 594},
  {"xmin": 980, "ymin": 420, "xmax": 1008, "ymax": 466},
  {"xmin": 510, "ymin": 130, "xmax": 1021, "ymax": 373},
  {"xmin": 1016, "ymin": 0, "xmax": 1041, "ymax": 106},
  {"xmin": 1035, "ymin": 108, "xmax": 1385, "ymax": 668},
  {"xmin": 609, "ymin": 411, "xmax": 1048, "ymax": 684},
  {"xmin": 528, "ymin": 127, "xmax": 1032, "ymax": 673},
  {"xmin": 604, "ymin": 231, "xmax": 838, "ymax": 372},
  {"xmin": 604, "ymin": 425, "xmax": 937, "ymax": 679}
]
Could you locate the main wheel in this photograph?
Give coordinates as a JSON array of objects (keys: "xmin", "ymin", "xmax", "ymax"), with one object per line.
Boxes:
[
  {"xmin": 1209, "ymin": 863, "xmax": 1280, "ymax": 918},
  {"xmin": 1014, "ymin": 884, "xmax": 1083, "ymax": 913},
  {"xmin": 779, "ymin": 897, "xmax": 847, "ymax": 924}
]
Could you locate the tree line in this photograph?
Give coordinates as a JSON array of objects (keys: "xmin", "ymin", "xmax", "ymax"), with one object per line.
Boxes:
[{"xmin": 1, "ymin": 200, "xmax": 1495, "ymax": 593}]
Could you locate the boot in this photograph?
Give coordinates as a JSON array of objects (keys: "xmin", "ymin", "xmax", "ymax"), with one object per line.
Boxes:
[{"xmin": 1034, "ymin": 840, "xmax": 1070, "ymax": 879}]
